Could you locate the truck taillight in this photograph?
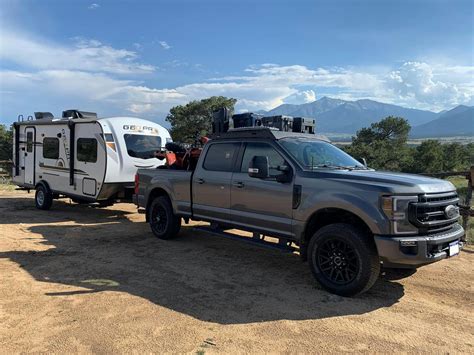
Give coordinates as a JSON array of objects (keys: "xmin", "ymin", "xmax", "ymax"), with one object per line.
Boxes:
[{"xmin": 134, "ymin": 174, "xmax": 139, "ymax": 195}]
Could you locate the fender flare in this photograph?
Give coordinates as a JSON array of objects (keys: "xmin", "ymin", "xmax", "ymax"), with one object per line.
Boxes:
[{"xmin": 35, "ymin": 180, "xmax": 52, "ymax": 193}]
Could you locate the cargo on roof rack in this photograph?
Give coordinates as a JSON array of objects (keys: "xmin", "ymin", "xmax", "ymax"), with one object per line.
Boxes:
[{"xmin": 211, "ymin": 108, "xmax": 317, "ymax": 135}]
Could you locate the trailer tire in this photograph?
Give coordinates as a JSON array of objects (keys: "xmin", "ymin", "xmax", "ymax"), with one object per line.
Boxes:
[
  {"xmin": 308, "ymin": 223, "xmax": 380, "ymax": 297},
  {"xmin": 148, "ymin": 196, "xmax": 181, "ymax": 239},
  {"xmin": 35, "ymin": 184, "xmax": 53, "ymax": 210}
]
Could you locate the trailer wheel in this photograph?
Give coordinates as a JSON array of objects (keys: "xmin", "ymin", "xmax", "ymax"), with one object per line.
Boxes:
[
  {"xmin": 308, "ymin": 223, "xmax": 380, "ymax": 297},
  {"xmin": 148, "ymin": 196, "xmax": 181, "ymax": 239},
  {"xmin": 35, "ymin": 184, "xmax": 53, "ymax": 210}
]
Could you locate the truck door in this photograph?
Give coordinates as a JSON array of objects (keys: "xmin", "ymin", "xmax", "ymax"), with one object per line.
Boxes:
[
  {"xmin": 192, "ymin": 142, "xmax": 240, "ymax": 222},
  {"xmin": 24, "ymin": 127, "xmax": 35, "ymax": 185},
  {"xmin": 230, "ymin": 142, "xmax": 294, "ymax": 237}
]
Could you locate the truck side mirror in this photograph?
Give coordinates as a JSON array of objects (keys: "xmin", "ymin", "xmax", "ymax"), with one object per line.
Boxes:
[
  {"xmin": 248, "ymin": 156, "xmax": 269, "ymax": 179},
  {"xmin": 359, "ymin": 157, "xmax": 367, "ymax": 168}
]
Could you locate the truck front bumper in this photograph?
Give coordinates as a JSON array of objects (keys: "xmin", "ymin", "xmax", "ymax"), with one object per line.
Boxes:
[{"xmin": 374, "ymin": 224, "xmax": 464, "ymax": 267}]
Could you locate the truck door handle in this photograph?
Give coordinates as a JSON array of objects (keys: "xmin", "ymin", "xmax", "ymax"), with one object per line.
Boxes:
[
  {"xmin": 233, "ymin": 181, "xmax": 244, "ymax": 188},
  {"xmin": 197, "ymin": 178, "xmax": 205, "ymax": 184}
]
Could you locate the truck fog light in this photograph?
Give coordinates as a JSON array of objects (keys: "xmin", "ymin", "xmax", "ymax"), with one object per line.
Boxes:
[{"xmin": 400, "ymin": 240, "xmax": 418, "ymax": 255}]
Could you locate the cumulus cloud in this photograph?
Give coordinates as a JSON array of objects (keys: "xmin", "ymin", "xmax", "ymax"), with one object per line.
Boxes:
[
  {"xmin": 1, "ymin": 29, "xmax": 473, "ymax": 124},
  {"xmin": 88, "ymin": 3, "xmax": 100, "ymax": 10},
  {"xmin": 0, "ymin": 30, "xmax": 154, "ymax": 74},
  {"xmin": 387, "ymin": 62, "xmax": 472, "ymax": 109},
  {"xmin": 283, "ymin": 90, "xmax": 317, "ymax": 104},
  {"xmin": 159, "ymin": 41, "xmax": 171, "ymax": 50}
]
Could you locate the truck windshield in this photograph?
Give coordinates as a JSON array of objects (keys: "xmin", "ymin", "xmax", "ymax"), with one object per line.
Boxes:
[
  {"xmin": 124, "ymin": 134, "xmax": 162, "ymax": 159},
  {"xmin": 279, "ymin": 138, "xmax": 365, "ymax": 170}
]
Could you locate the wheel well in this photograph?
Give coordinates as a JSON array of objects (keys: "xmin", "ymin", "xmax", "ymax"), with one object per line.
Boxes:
[
  {"xmin": 35, "ymin": 180, "xmax": 51, "ymax": 192},
  {"xmin": 145, "ymin": 188, "xmax": 170, "ymax": 222},
  {"xmin": 303, "ymin": 208, "xmax": 372, "ymax": 245}
]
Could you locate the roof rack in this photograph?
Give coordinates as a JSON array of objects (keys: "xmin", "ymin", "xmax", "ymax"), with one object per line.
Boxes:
[{"xmin": 210, "ymin": 127, "xmax": 277, "ymax": 140}]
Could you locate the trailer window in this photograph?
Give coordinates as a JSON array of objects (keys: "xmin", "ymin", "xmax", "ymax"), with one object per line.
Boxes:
[
  {"xmin": 43, "ymin": 138, "xmax": 59, "ymax": 159},
  {"xmin": 203, "ymin": 143, "xmax": 239, "ymax": 172},
  {"xmin": 26, "ymin": 132, "xmax": 33, "ymax": 152},
  {"xmin": 77, "ymin": 138, "xmax": 97, "ymax": 163},
  {"xmin": 124, "ymin": 134, "xmax": 162, "ymax": 159}
]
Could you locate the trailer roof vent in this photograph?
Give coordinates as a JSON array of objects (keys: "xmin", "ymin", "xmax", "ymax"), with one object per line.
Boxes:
[
  {"xmin": 34, "ymin": 112, "xmax": 54, "ymax": 120},
  {"xmin": 62, "ymin": 109, "xmax": 98, "ymax": 119}
]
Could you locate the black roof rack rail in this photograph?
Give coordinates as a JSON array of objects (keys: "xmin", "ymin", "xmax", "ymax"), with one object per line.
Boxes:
[{"xmin": 210, "ymin": 127, "xmax": 277, "ymax": 140}]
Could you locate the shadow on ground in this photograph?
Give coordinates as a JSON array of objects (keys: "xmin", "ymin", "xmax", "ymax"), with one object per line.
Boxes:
[{"xmin": 0, "ymin": 197, "xmax": 404, "ymax": 324}]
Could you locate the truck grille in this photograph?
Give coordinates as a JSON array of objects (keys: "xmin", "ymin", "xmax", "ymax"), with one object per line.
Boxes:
[{"xmin": 409, "ymin": 192, "xmax": 460, "ymax": 234}]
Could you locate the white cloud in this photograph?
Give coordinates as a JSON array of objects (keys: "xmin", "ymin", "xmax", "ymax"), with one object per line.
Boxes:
[
  {"xmin": 386, "ymin": 62, "xmax": 473, "ymax": 109},
  {"xmin": 88, "ymin": 3, "xmax": 100, "ymax": 10},
  {"xmin": 0, "ymin": 30, "xmax": 154, "ymax": 74},
  {"xmin": 283, "ymin": 90, "xmax": 317, "ymax": 104},
  {"xmin": 1, "ymin": 45, "xmax": 473, "ymax": 124},
  {"xmin": 159, "ymin": 41, "xmax": 171, "ymax": 50}
]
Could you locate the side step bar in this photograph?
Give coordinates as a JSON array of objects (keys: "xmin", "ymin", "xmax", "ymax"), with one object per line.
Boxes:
[{"xmin": 192, "ymin": 226, "xmax": 298, "ymax": 253}]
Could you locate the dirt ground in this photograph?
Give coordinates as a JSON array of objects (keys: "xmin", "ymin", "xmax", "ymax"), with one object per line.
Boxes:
[{"xmin": 0, "ymin": 190, "xmax": 473, "ymax": 353}]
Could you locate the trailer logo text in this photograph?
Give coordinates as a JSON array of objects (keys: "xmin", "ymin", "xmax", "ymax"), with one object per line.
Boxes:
[{"xmin": 123, "ymin": 125, "xmax": 159, "ymax": 135}]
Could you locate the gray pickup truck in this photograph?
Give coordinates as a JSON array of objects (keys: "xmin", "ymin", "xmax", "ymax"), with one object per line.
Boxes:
[{"xmin": 135, "ymin": 128, "xmax": 464, "ymax": 296}]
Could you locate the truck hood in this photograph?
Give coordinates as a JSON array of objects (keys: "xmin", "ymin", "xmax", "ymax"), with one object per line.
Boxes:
[{"xmin": 308, "ymin": 169, "xmax": 456, "ymax": 194}]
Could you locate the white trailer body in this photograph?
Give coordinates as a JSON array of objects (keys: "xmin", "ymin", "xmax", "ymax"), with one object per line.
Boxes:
[{"xmin": 12, "ymin": 114, "xmax": 171, "ymax": 204}]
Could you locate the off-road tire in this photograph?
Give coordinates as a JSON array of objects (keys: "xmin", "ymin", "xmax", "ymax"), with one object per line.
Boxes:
[
  {"xmin": 35, "ymin": 184, "xmax": 53, "ymax": 210},
  {"xmin": 148, "ymin": 196, "xmax": 181, "ymax": 239},
  {"xmin": 308, "ymin": 223, "xmax": 380, "ymax": 297}
]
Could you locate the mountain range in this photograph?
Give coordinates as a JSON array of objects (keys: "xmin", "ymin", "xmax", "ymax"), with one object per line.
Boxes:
[{"xmin": 263, "ymin": 97, "xmax": 473, "ymax": 137}]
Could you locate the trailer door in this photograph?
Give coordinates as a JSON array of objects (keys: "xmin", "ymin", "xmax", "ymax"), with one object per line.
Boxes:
[{"xmin": 24, "ymin": 127, "xmax": 35, "ymax": 185}]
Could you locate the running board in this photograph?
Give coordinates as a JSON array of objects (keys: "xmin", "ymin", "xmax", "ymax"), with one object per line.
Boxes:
[{"xmin": 192, "ymin": 226, "xmax": 298, "ymax": 253}]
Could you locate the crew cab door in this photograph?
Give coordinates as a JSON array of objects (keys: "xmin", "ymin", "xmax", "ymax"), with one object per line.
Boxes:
[
  {"xmin": 192, "ymin": 142, "xmax": 240, "ymax": 222},
  {"xmin": 230, "ymin": 142, "xmax": 294, "ymax": 237}
]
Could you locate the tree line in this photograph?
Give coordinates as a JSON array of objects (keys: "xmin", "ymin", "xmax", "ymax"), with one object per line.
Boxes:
[
  {"xmin": 344, "ymin": 116, "xmax": 474, "ymax": 173},
  {"xmin": 0, "ymin": 96, "xmax": 472, "ymax": 174}
]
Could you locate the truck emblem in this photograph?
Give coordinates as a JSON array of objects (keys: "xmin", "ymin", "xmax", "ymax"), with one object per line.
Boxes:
[{"xmin": 444, "ymin": 205, "xmax": 458, "ymax": 219}]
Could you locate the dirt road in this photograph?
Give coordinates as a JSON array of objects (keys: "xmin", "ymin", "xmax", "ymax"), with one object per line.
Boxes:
[{"xmin": 0, "ymin": 190, "xmax": 473, "ymax": 353}]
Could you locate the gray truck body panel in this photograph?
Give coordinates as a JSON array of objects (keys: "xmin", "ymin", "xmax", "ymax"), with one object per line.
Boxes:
[{"xmin": 136, "ymin": 129, "xmax": 464, "ymax": 267}]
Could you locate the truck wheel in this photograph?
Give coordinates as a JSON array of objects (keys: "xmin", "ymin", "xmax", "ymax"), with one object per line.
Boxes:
[
  {"xmin": 35, "ymin": 184, "xmax": 53, "ymax": 210},
  {"xmin": 148, "ymin": 196, "xmax": 181, "ymax": 239},
  {"xmin": 308, "ymin": 223, "xmax": 380, "ymax": 297}
]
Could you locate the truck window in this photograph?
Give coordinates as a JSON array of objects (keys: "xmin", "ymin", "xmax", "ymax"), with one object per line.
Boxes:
[
  {"xmin": 124, "ymin": 134, "xmax": 161, "ymax": 159},
  {"xmin": 240, "ymin": 143, "xmax": 286, "ymax": 177},
  {"xmin": 77, "ymin": 138, "xmax": 98, "ymax": 163},
  {"xmin": 203, "ymin": 143, "xmax": 239, "ymax": 172},
  {"xmin": 43, "ymin": 138, "xmax": 59, "ymax": 159}
]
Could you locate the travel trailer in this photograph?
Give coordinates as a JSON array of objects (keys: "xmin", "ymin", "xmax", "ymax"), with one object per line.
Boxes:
[{"xmin": 12, "ymin": 110, "xmax": 172, "ymax": 209}]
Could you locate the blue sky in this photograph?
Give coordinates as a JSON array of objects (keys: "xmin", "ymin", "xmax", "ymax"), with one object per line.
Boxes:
[{"xmin": 1, "ymin": 0, "xmax": 473, "ymax": 125}]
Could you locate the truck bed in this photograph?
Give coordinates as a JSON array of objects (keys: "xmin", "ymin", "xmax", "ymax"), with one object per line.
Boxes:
[{"xmin": 136, "ymin": 168, "xmax": 193, "ymax": 217}]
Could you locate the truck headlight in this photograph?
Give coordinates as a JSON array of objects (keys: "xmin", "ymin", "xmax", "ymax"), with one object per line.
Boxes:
[{"xmin": 381, "ymin": 195, "xmax": 418, "ymax": 234}]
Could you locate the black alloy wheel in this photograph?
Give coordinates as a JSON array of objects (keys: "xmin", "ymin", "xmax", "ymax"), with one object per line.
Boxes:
[
  {"xmin": 148, "ymin": 196, "xmax": 181, "ymax": 239},
  {"xmin": 316, "ymin": 238, "xmax": 359, "ymax": 285}
]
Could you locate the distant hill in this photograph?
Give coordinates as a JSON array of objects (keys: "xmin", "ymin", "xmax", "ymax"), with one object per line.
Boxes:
[
  {"xmin": 265, "ymin": 97, "xmax": 439, "ymax": 134},
  {"xmin": 411, "ymin": 105, "xmax": 474, "ymax": 138}
]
